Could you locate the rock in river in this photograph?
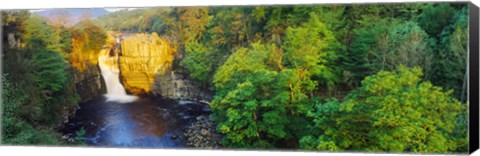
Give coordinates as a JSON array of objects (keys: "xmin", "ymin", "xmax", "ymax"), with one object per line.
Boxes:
[{"xmin": 183, "ymin": 115, "xmax": 222, "ymax": 148}]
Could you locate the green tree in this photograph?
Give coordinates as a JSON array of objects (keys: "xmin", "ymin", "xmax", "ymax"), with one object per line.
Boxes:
[
  {"xmin": 180, "ymin": 41, "xmax": 215, "ymax": 85},
  {"xmin": 211, "ymin": 43, "xmax": 289, "ymax": 148},
  {"xmin": 204, "ymin": 7, "xmax": 251, "ymax": 54},
  {"xmin": 2, "ymin": 74, "xmax": 62, "ymax": 145},
  {"xmin": 344, "ymin": 20, "xmax": 433, "ymax": 86},
  {"xmin": 211, "ymin": 13, "xmax": 338, "ymax": 148},
  {"xmin": 2, "ymin": 13, "xmax": 79, "ymax": 145},
  {"xmin": 281, "ymin": 13, "xmax": 338, "ymax": 112},
  {"xmin": 74, "ymin": 19, "xmax": 107, "ymax": 52},
  {"xmin": 57, "ymin": 25, "xmax": 73, "ymax": 58},
  {"xmin": 31, "ymin": 48, "xmax": 78, "ymax": 123},
  {"xmin": 180, "ymin": 7, "xmax": 253, "ymax": 87},
  {"xmin": 428, "ymin": 6, "xmax": 468, "ymax": 100},
  {"xmin": 300, "ymin": 66, "xmax": 466, "ymax": 153},
  {"xmin": 417, "ymin": 4, "xmax": 455, "ymax": 38},
  {"xmin": 24, "ymin": 15, "xmax": 58, "ymax": 49}
]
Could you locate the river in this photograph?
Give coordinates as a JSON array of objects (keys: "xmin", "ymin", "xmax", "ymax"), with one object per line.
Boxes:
[
  {"xmin": 61, "ymin": 95, "xmax": 210, "ymax": 148},
  {"xmin": 61, "ymin": 47, "xmax": 210, "ymax": 148}
]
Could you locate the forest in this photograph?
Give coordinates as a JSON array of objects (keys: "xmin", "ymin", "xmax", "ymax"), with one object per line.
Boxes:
[{"xmin": 1, "ymin": 2, "xmax": 469, "ymax": 153}]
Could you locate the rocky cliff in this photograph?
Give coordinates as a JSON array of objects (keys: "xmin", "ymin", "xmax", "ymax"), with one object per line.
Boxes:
[
  {"xmin": 107, "ymin": 32, "xmax": 212, "ymax": 102},
  {"xmin": 152, "ymin": 70, "xmax": 212, "ymax": 102},
  {"xmin": 72, "ymin": 63, "xmax": 106, "ymax": 102},
  {"xmin": 69, "ymin": 31, "xmax": 109, "ymax": 103},
  {"xmin": 70, "ymin": 33, "xmax": 115, "ymax": 102},
  {"xmin": 119, "ymin": 33, "xmax": 175, "ymax": 94}
]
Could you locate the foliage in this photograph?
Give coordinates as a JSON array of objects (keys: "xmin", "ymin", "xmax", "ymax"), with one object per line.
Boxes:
[
  {"xmin": 428, "ymin": 6, "xmax": 468, "ymax": 100},
  {"xmin": 180, "ymin": 41, "xmax": 215, "ymax": 85},
  {"xmin": 417, "ymin": 4, "xmax": 455, "ymax": 38},
  {"xmin": 1, "ymin": 10, "xmax": 30, "ymax": 42},
  {"xmin": 73, "ymin": 19, "xmax": 107, "ymax": 52},
  {"xmin": 2, "ymin": 74, "xmax": 62, "ymax": 145},
  {"xmin": 211, "ymin": 43, "xmax": 289, "ymax": 148},
  {"xmin": 300, "ymin": 66, "xmax": 466, "ymax": 153},
  {"xmin": 2, "ymin": 10, "xmax": 79, "ymax": 145},
  {"xmin": 211, "ymin": 13, "xmax": 338, "ymax": 148},
  {"xmin": 57, "ymin": 26, "xmax": 73, "ymax": 58},
  {"xmin": 1, "ymin": 3, "xmax": 469, "ymax": 152},
  {"xmin": 280, "ymin": 13, "xmax": 338, "ymax": 114},
  {"xmin": 3, "ymin": 46, "xmax": 78, "ymax": 125},
  {"xmin": 176, "ymin": 4, "xmax": 468, "ymax": 151},
  {"xmin": 73, "ymin": 127, "xmax": 87, "ymax": 145},
  {"xmin": 69, "ymin": 19, "xmax": 107, "ymax": 70},
  {"xmin": 97, "ymin": 8, "xmax": 170, "ymax": 33},
  {"xmin": 24, "ymin": 15, "xmax": 58, "ymax": 49},
  {"xmin": 344, "ymin": 18, "xmax": 433, "ymax": 87}
]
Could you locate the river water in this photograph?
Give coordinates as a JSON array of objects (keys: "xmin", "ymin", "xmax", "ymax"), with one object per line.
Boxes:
[
  {"xmin": 61, "ymin": 48, "xmax": 210, "ymax": 148},
  {"xmin": 61, "ymin": 95, "xmax": 210, "ymax": 148}
]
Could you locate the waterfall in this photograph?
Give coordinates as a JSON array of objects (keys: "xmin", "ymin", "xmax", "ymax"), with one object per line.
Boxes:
[{"xmin": 98, "ymin": 49, "xmax": 137, "ymax": 103}]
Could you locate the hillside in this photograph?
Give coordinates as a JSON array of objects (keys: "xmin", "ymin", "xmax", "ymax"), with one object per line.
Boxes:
[{"xmin": 33, "ymin": 8, "xmax": 109, "ymax": 25}]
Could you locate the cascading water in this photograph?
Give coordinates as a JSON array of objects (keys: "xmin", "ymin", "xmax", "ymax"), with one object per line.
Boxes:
[
  {"xmin": 98, "ymin": 48, "xmax": 137, "ymax": 103},
  {"xmin": 62, "ymin": 34, "xmax": 212, "ymax": 148}
]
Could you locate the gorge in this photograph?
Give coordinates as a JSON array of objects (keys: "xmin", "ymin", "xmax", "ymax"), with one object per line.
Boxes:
[
  {"xmin": 3, "ymin": 6, "xmax": 469, "ymax": 152},
  {"xmin": 72, "ymin": 32, "xmax": 212, "ymax": 103},
  {"xmin": 61, "ymin": 32, "xmax": 217, "ymax": 148}
]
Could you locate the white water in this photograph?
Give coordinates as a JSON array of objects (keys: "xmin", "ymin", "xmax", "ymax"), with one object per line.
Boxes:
[{"xmin": 98, "ymin": 54, "xmax": 137, "ymax": 103}]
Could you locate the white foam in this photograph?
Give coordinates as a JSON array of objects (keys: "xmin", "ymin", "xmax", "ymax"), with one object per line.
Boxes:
[
  {"xmin": 98, "ymin": 52, "xmax": 138, "ymax": 104},
  {"xmin": 104, "ymin": 94, "xmax": 138, "ymax": 103},
  {"xmin": 178, "ymin": 100, "xmax": 195, "ymax": 105}
]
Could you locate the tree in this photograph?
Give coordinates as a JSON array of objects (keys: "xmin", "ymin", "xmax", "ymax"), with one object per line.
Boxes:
[
  {"xmin": 211, "ymin": 13, "xmax": 339, "ymax": 148},
  {"xmin": 180, "ymin": 41, "xmax": 215, "ymax": 85},
  {"xmin": 382, "ymin": 22, "xmax": 433, "ymax": 75},
  {"xmin": 300, "ymin": 66, "xmax": 466, "ymax": 153},
  {"xmin": 344, "ymin": 20, "xmax": 433, "ymax": 86},
  {"xmin": 176, "ymin": 7, "xmax": 210, "ymax": 43},
  {"xmin": 57, "ymin": 26, "xmax": 73, "ymax": 58},
  {"xmin": 417, "ymin": 4, "xmax": 455, "ymax": 38},
  {"xmin": 70, "ymin": 19, "xmax": 107, "ymax": 70},
  {"xmin": 24, "ymin": 15, "xmax": 58, "ymax": 49},
  {"xmin": 75, "ymin": 19, "xmax": 107, "ymax": 52},
  {"xmin": 428, "ymin": 6, "xmax": 468, "ymax": 100},
  {"xmin": 2, "ymin": 13, "xmax": 79, "ymax": 145},
  {"xmin": 211, "ymin": 43, "xmax": 290, "ymax": 148},
  {"xmin": 6, "ymin": 47, "xmax": 78, "ymax": 125},
  {"xmin": 204, "ymin": 7, "xmax": 251, "ymax": 55},
  {"xmin": 1, "ymin": 10, "xmax": 30, "ymax": 46},
  {"xmin": 281, "ymin": 13, "xmax": 338, "ymax": 112},
  {"xmin": 2, "ymin": 74, "xmax": 61, "ymax": 145}
]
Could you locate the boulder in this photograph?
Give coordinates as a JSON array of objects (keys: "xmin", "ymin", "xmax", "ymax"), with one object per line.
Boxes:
[{"xmin": 183, "ymin": 115, "xmax": 222, "ymax": 148}]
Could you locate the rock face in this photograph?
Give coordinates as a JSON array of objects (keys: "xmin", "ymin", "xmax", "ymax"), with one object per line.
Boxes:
[
  {"xmin": 72, "ymin": 63, "xmax": 106, "ymax": 102},
  {"xmin": 119, "ymin": 33, "xmax": 175, "ymax": 94},
  {"xmin": 7, "ymin": 33, "xmax": 16, "ymax": 48},
  {"xmin": 152, "ymin": 70, "xmax": 212, "ymax": 102},
  {"xmin": 7, "ymin": 33, "xmax": 22, "ymax": 48},
  {"xmin": 98, "ymin": 32, "xmax": 211, "ymax": 102},
  {"xmin": 69, "ymin": 30, "xmax": 109, "ymax": 103}
]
